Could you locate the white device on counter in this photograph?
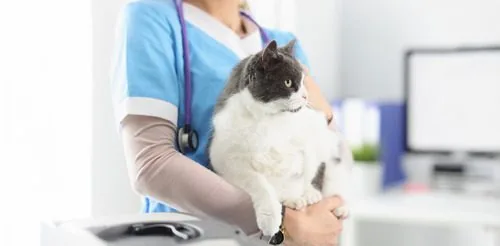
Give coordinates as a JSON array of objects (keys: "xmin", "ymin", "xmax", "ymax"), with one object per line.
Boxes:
[
  {"xmin": 41, "ymin": 213, "xmax": 267, "ymax": 246},
  {"xmin": 403, "ymin": 153, "xmax": 500, "ymax": 196}
]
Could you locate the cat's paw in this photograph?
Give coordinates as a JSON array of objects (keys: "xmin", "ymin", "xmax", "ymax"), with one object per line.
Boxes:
[
  {"xmin": 283, "ymin": 188, "xmax": 322, "ymax": 210},
  {"xmin": 334, "ymin": 206, "xmax": 350, "ymax": 220},
  {"xmin": 303, "ymin": 187, "xmax": 323, "ymax": 205},
  {"xmin": 283, "ymin": 197, "xmax": 308, "ymax": 210},
  {"xmin": 255, "ymin": 200, "xmax": 282, "ymax": 236}
]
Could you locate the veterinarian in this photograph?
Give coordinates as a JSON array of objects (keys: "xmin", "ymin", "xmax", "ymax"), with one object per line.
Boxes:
[{"xmin": 111, "ymin": 0, "xmax": 348, "ymax": 245}]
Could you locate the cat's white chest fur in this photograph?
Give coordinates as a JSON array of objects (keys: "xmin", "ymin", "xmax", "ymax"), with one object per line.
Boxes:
[{"xmin": 210, "ymin": 88, "xmax": 350, "ymax": 236}]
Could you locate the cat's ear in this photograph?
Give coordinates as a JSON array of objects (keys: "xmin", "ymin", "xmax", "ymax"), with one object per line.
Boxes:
[
  {"xmin": 261, "ymin": 40, "xmax": 278, "ymax": 68},
  {"xmin": 281, "ymin": 39, "xmax": 297, "ymax": 56}
]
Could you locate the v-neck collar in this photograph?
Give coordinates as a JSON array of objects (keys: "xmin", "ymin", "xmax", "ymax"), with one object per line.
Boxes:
[{"xmin": 182, "ymin": 2, "xmax": 264, "ymax": 59}]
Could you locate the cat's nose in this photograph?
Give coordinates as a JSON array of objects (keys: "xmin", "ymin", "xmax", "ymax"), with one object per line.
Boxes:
[{"xmin": 301, "ymin": 92, "xmax": 308, "ymax": 100}]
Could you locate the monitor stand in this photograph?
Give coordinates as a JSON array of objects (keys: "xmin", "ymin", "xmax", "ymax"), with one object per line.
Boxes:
[{"xmin": 403, "ymin": 152, "xmax": 500, "ymax": 196}]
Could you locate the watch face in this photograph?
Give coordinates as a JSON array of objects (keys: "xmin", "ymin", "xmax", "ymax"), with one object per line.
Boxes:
[{"xmin": 268, "ymin": 231, "xmax": 284, "ymax": 245}]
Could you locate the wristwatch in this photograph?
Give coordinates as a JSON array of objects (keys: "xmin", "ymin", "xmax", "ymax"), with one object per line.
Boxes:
[
  {"xmin": 326, "ymin": 111, "xmax": 334, "ymax": 125},
  {"xmin": 268, "ymin": 205, "xmax": 286, "ymax": 245}
]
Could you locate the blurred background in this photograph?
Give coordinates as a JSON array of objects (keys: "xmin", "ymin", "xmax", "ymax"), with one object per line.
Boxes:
[{"xmin": 1, "ymin": 0, "xmax": 500, "ymax": 245}]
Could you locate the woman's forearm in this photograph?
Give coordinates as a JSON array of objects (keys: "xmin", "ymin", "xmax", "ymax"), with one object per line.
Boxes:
[{"xmin": 120, "ymin": 115, "xmax": 259, "ymax": 234}]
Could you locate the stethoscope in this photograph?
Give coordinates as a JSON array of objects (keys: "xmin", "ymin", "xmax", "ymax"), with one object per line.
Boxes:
[{"xmin": 174, "ymin": 0, "xmax": 270, "ymax": 154}]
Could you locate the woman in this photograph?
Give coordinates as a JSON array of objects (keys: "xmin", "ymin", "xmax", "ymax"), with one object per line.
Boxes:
[{"xmin": 111, "ymin": 0, "xmax": 346, "ymax": 245}]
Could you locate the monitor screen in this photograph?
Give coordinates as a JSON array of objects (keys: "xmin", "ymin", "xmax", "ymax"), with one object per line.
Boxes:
[{"xmin": 406, "ymin": 47, "xmax": 500, "ymax": 153}]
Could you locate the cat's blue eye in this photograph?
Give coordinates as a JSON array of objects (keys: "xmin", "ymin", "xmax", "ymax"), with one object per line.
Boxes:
[{"xmin": 284, "ymin": 80, "xmax": 292, "ymax": 87}]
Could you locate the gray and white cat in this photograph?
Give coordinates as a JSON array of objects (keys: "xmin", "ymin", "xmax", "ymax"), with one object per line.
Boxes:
[{"xmin": 209, "ymin": 40, "xmax": 352, "ymax": 236}]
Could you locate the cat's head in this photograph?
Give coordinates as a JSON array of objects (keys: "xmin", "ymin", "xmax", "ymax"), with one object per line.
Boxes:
[{"xmin": 245, "ymin": 39, "xmax": 307, "ymax": 114}]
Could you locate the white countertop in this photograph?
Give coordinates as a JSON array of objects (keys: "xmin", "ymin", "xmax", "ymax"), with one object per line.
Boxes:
[{"xmin": 350, "ymin": 192, "xmax": 500, "ymax": 227}]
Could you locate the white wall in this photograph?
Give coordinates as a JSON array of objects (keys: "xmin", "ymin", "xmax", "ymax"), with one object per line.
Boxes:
[
  {"xmin": 2, "ymin": 1, "xmax": 92, "ymax": 244},
  {"xmin": 340, "ymin": 0, "xmax": 500, "ymax": 100},
  {"xmin": 340, "ymin": 1, "xmax": 500, "ymax": 245},
  {"xmin": 92, "ymin": 0, "xmax": 142, "ymax": 217},
  {"xmin": 295, "ymin": 0, "xmax": 341, "ymax": 100}
]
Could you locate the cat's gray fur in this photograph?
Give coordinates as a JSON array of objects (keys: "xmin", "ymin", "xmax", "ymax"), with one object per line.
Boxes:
[
  {"xmin": 208, "ymin": 39, "xmax": 351, "ymax": 235},
  {"xmin": 213, "ymin": 39, "xmax": 302, "ymax": 115},
  {"xmin": 210, "ymin": 39, "xmax": 329, "ymax": 191}
]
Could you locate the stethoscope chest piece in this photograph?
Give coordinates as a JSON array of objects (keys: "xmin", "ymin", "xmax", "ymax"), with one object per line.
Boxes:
[
  {"xmin": 177, "ymin": 125, "xmax": 199, "ymax": 154},
  {"xmin": 173, "ymin": 0, "xmax": 267, "ymax": 155}
]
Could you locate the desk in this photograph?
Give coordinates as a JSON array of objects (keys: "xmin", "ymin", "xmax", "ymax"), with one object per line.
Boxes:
[{"xmin": 342, "ymin": 192, "xmax": 500, "ymax": 246}]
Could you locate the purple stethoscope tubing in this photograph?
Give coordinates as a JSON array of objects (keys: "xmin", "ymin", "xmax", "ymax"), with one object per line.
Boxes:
[
  {"xmin": 173, "ymin": 0, "xmax": 269, "ymax": 128},
  {"xmin": 173, "ymin": 5, "xmax": 282, "ymax": 243}
]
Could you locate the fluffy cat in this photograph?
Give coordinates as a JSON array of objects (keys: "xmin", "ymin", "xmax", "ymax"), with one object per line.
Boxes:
[{"xmin": 209, "ymin": 39, "xmax": 352, "ymax": 236}]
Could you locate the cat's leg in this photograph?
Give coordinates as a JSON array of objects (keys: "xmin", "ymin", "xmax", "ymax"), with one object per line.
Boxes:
[
  {"xmin": 322, "ymin": 157, "xmax": 352, "ymax": 219},
  {"xmin": 283, "ymin": 150, "xmax": 322, "ymax": 209},
  {"xmin": 283, "ymin": 184, "xmax": 322, "ymax": 209},
  {"xmin": 224, "ymin": 170, "xmax": 282, "ymax": 236},
  {"xmin": 302, "ymin": 147, "xmax": 324, "ymax": 204},
  {"xmin": 301, "ymin": 161, "xmax": 324, "ymax": 206}
]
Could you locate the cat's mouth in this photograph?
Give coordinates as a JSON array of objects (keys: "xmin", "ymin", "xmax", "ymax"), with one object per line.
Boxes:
[{"xmin": 282, "ymin": 106, "xmax": 303, "ymax": 113}]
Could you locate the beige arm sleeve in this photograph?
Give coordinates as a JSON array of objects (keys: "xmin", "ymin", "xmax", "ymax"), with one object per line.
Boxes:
[{"xmin": 120, "ymin": 115, "xmax": 258, "ymax": 235}]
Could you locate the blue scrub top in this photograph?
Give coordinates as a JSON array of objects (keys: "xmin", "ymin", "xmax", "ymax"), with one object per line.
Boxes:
[{"xmin": 111, "ymin": 0, "xmax": 311, "ymax": 213}]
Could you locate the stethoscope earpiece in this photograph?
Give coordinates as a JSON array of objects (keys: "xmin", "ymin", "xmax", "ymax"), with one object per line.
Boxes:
[{"xmin": 177, "ymin": 125, "xmax": 199, "ymax": 154}]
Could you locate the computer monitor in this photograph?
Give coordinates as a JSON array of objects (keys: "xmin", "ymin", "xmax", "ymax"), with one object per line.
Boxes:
[{"xmin": 405, "ymin": 46, "xmax": 500, "ymax": 153}]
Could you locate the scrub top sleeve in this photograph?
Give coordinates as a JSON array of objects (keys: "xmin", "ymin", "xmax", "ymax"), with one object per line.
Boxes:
[
  {"xmin": 287, "ymin": 35, "xmax": 319, "ymax": 85},
  {"xmin": 111, "ymin": 2, "xmax": 180, "ymax": 126},
  {"xmin": 273, "ymin": 31, "xmax": 312, "ymax": 73},
  {"xmin": 292, "ymin": 38, "xmax": 312, "ymax": 72}
]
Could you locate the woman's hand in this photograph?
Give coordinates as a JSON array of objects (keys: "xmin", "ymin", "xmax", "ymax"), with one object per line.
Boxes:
[
  {"xmin": 283, "ymin": 196, "xmax": 344, "ymax": 246},
  {"xmin": 302, "ymin": 65, "xmax": 334, "ymax": 125}
]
